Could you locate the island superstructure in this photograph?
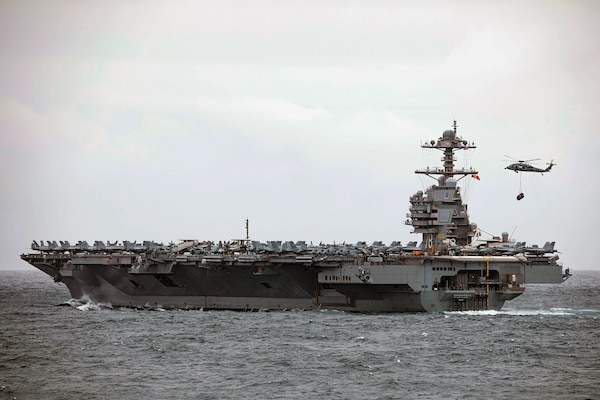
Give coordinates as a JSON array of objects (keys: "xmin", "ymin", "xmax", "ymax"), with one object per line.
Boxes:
[{"xmin": 21, "ymin": 122, "xmax": 569, "ymax": 312}]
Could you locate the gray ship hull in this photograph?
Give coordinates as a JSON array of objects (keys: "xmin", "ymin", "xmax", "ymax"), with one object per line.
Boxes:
[{"xmin": 22, "ymin": 252, "xmax": 565, "ymax": 312}]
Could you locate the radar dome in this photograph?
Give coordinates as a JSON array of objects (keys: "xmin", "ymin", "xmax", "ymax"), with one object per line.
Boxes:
[{"xmin": 442, "ymin": 130, "xmax": 455, "ymax": 140}]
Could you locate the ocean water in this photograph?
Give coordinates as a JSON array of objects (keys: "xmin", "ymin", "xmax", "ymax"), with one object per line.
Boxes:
[{"xmin": 0, "ymin": 269, "xmax": 598, "ymax": 400}]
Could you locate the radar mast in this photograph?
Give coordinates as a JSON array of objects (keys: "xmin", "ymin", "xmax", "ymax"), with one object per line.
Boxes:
[
  {"xmin": 407, "ymin": 121, "xmax": 477, "ymax": 252},
  {"xmin": 415, "ymin": 120, "xmax": 477, "ymax": 183}
]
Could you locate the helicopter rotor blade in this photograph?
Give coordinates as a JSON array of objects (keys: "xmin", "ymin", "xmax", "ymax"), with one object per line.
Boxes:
[{"xmin": 504, "ymin": 155, "xmax": 541, "ymax": 163}]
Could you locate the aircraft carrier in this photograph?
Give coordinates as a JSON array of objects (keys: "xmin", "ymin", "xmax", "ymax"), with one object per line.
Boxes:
[{"xmin": 21, "ymin": 122, "xmax": 570, "ymax": 312}]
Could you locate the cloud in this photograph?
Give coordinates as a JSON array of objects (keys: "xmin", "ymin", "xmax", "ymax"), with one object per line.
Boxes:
[
  {"xmin": 194, "ymin": 96, "xmax": 330, "ymax": 123},
  {"xmin": 444, "ymin": 26, "xmax": 519, "ymax": 84},
  {"xmin": 0, "ymin": 97, "xmax": 148, "ymax": 160},
  {"xmin": 1, "ymin": 0, "xmax": 599, "ymax": 271}
]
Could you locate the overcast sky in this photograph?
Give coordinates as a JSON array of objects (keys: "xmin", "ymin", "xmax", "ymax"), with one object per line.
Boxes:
[{"xmin": 1, "ymin": 0, "xmax": 598, "ymax": 271}]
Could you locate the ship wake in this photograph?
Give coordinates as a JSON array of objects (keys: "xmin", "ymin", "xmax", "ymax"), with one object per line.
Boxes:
[{"xmin": 444, "ymin": 308, "xmax": 600, "ymax": 317}]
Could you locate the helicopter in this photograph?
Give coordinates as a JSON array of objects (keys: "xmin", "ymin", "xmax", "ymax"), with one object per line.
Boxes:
[
  {"xmin": 504, "ymin": 156, "xmax": 554, "ymax": 173},
  {"xmin": 504, "ymin": 156, "xmax": 555, "ymax": 201}
]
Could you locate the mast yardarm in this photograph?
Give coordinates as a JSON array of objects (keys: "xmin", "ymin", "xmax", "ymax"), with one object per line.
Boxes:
[{"xmin": 415, "ymin": 120, "xmax": 477, "ymax": 183}]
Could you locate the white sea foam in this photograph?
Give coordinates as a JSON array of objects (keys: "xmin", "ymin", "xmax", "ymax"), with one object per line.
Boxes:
[
  {"xmin": 444, "ymin": 308, "xmax": 600, "ymax": 317},
  {"xmin": 64, "ymin": 295, "xmax": 113, "ymax": 311}
]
